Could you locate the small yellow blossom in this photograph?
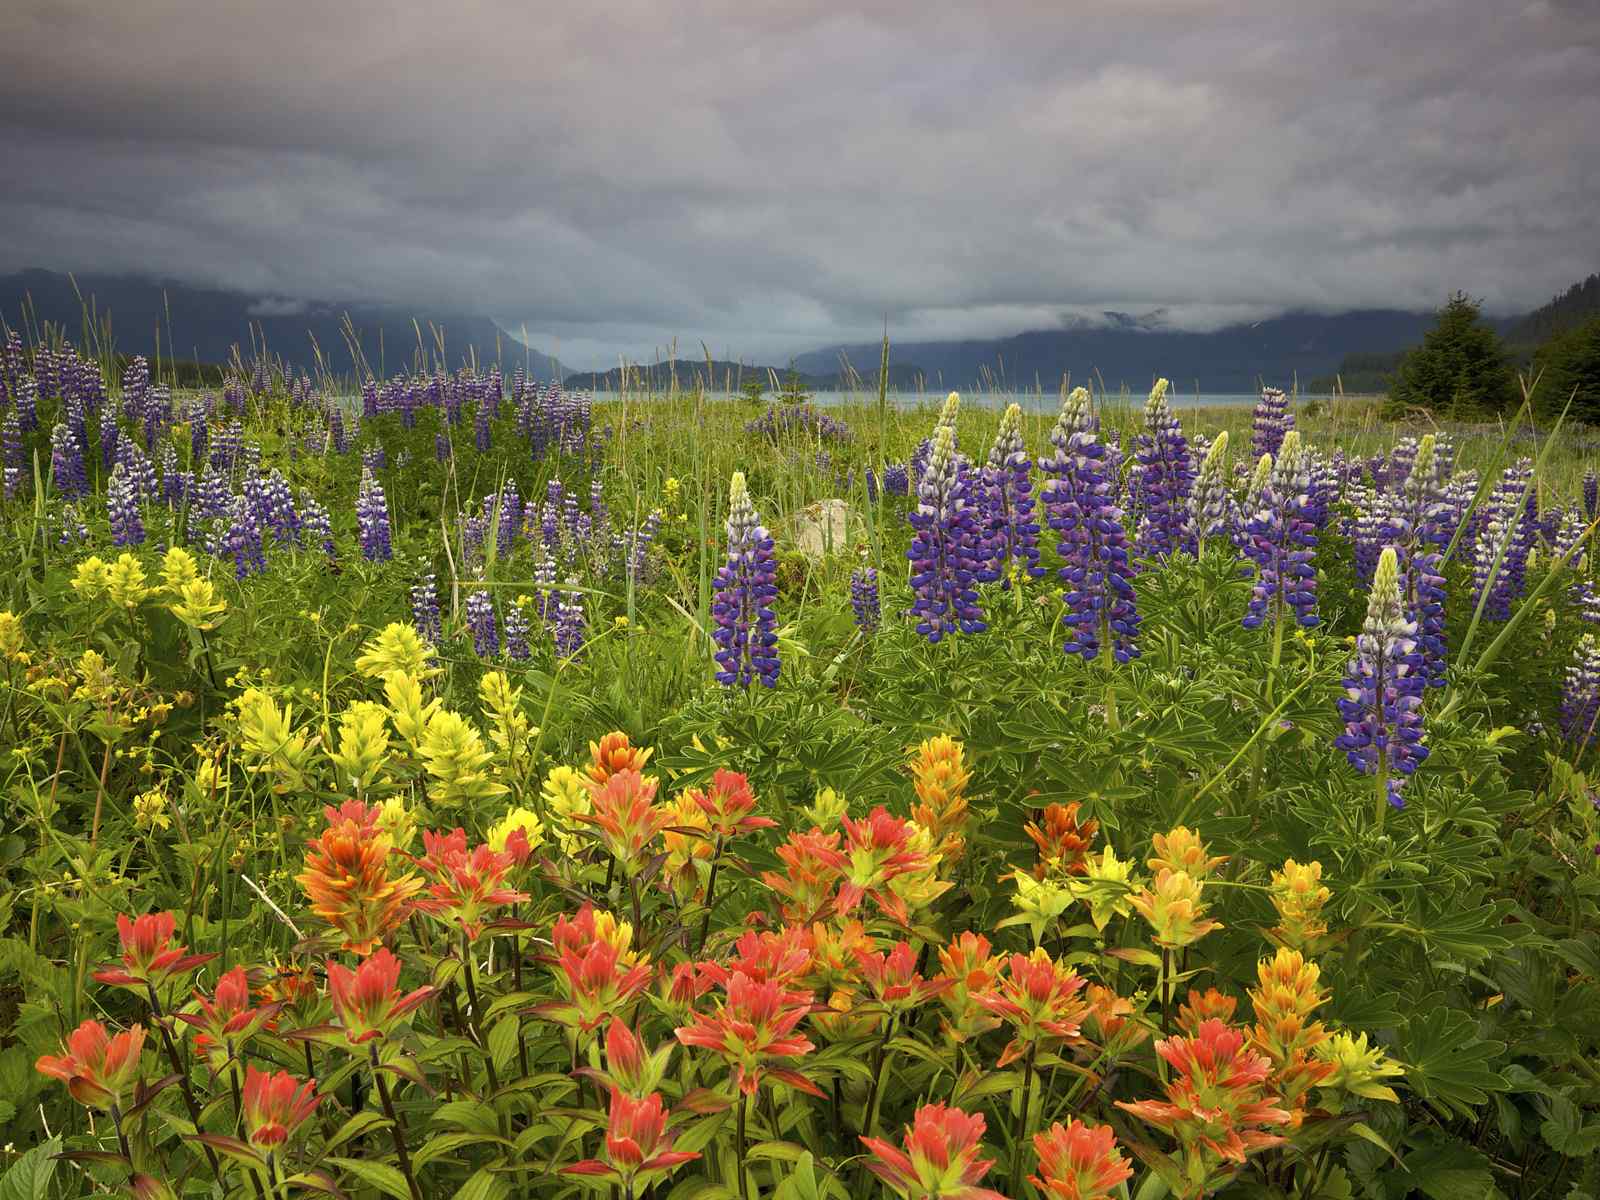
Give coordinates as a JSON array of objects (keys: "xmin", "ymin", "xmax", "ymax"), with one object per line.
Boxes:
[
  {"xmin": 355, "ymin": 623, "xmax": 439, "ymax": 680},
  {"xmin": 488, "ymin": 806, "xmax": 546, "ymax": 856},
  {"xmin": 541, "ymin": 764, "xmax": 593, "ymax": 855},
  {"xmin": 132, "ymin": 788, "xmax": 171, "ymax": 832}
]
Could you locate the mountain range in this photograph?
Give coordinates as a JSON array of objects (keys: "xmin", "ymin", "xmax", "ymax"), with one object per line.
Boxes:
[
  {"xmin": 5, "ymin": 267, "xmax": 1588, "ymax": 394},
  {"xmin": 0, "ymin": 269, "xmax": 564, "ymax": 381}
]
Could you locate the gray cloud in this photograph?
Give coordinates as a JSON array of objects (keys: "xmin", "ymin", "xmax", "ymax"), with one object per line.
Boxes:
[{"xmin": 2, "ymin": 0, "xmax": 1598, "ymax": 367}]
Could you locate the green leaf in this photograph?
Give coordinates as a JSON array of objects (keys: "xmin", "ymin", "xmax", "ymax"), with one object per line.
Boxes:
[
  {"xmin": 452, "ymin": 1168, "xmax": 511, "ymax": 1200},
  {"xmin": 413, "ymin": 1131, "xmax": 514, "ymax": 1173},
  {"xmin": 327, "ymin": 1156, "xmax": 414, "ymax": 1200},
  {"xmin": 1400, "ymin": 1002, "xmax": 1507, "ymax": 1118},
  {"xmin": 1540, "ymin": 1094, "xmax": 1600, "ymax": 1157},
  {"xmin": 487, "ymin": 1013, "xmax": 520, "ymax": 1076},
  {"xmin": 319, "ymin": 1110, "xmax": 392, "ymax": 1156},
  {"xmin": 1401, "ymin": 1140, "xmax": 1504, "ymax": 1200},
  {"xmin": 0, "ymin": 1137, "xmax": 62, "ymax": 1200}
]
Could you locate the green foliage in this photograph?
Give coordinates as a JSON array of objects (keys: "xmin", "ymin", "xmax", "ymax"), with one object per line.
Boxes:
[
  {"xmin": 1387, "ymin": 293, "xmax": 1518, "ymax": 418},
  {"xmin": 1533, "ymin": 315, "xmax": 1600, "ymax": 422}
]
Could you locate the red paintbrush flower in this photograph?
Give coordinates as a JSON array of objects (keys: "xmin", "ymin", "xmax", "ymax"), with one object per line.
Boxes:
[
  {"xmin": 176, "ymin": 966, "xmax": 282, "ymax": 1068},
  {"xmin": 1030, "ymin": 1119, "xmax": 1134, "ymax": 1199},
  {"xmin": 561, "ymin": 1086, "xmax": 699, "ymax": 1188},
  {"xmin": 702, "ymin": 925, "xmax": 814, "ymax": 991},
  {"xmin": 1115, "ymin": 1018, "xmax": 1291, "ymax": 1187},
  {"xmin": 675, "ymin": 973, "xmax": 821, "ymax": 1097},
  {"xmin": 836, "ymin": 807, "xmax": 933, "ymax": 925},
  {"xmin": 855, "ymin": 940, "xmax": 951, "ymax": 1012},
  {"xmin": 413, "ymin": 827, "xmax": 530, "ymax": 940},
  {"xmin": 325, "ymin": 948, "xmax": 436, "ymax": 1045},
  {"xmin": 91, "ymin": 911, "xmax": 216, "ymax": 992},
  {"xmin": 36, "ymin": 1020, "xmax": 146, "ymax": 1112},
  {"xmin": 536, "ymin": 905, "xmax": 654, "ymax": 1033},
  {"xmin": 972, "ymin": 947, "xmax": 1088, "ymax": 1067},
  {"xmin": 762, "ymin": 828, "xmax": 846, "ymax": 922},
  {"xmin": 936, "ymin": 931, "xmax": 1002, "ymax": 1043},
  {"xmin": 1024, "ymin": 802, "xmax": 1099, "ymax": 878},
  {"xmin": 691, "ymin": 769, "xmax": 776, "ymax": 839},
  {"xmin": 241, "ymin": 1066, "xmax": 321, "ymax": 1148},
  {"xmin": 296, "ymin": 800, "xmax": 422, "ymax": 955},
  {"xmin": 576, "ymin": 769, "xmax": 671, "ymax": 875},
  {"xmin": 860, "ymin": 1103, "xmax": 1007, "ymax": 1200}
]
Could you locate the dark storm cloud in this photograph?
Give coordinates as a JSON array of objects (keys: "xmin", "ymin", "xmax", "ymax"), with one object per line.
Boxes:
[{"xmin": 3, "ymin": 0, "xmax": 1598, "ymax": 365}]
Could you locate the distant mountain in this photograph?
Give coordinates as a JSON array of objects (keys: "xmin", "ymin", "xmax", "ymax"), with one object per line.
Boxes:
[
  {"xmin": 793, "ymin": 310, "xmax": 1444, "ymax": 394},
  {"xmin": 1506, "ymin": 273, "xmax": 1600, "ymax": 348},
  {"xmin": 563, "ymin": 358, "xmax": 925, "ymax": 393},
  {"xmin": 0, "ymin": 269, "xmax": 564, "ymax": 380}
]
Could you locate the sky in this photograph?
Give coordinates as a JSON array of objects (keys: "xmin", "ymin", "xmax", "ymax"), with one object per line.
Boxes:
[{"xmin": 3, "ymin": 0, "xmax": 1599, "ymax": 367}]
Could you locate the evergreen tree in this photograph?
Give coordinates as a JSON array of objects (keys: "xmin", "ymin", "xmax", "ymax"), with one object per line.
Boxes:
[
  {"xmin": 1386, "ymin": 292, "xmax": 1517, "ymax": 417},
  {"xmin": 1534, "ymin": 315, "xmax": 1600, "ymax": 423}
]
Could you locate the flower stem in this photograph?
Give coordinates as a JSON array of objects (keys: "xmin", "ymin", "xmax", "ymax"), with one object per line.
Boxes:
[
  {"xmin": 146, "ymin": 985, "xmax": 222, "ymax": 1180},
  {"xmin": 1010, "ymin": 1043, "xmax": 1037, "ymax": 1196},
  {"xmin": 696, "ymin": 835, "xmax": 726, "ymax": 953},
  {"xmin": 736, "ymin": 1091, "xmax": 750, "ymax": 1200},
  {"xmin": 370, "ymin": 1045, "xmax": 425, "ymax": 1200}
]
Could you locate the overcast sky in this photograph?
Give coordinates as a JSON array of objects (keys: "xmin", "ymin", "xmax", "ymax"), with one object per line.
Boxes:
[{"xmin": 3, "ymin": 0, "xmax": 1598, "ymax": 366}]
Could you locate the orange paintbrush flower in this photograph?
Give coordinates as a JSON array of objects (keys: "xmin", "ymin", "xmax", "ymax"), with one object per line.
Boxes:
[
  {"xmin": 1129, "ymin": 868, "xmax": 1222, "ymax": 949},
  {"xmin": 587, "ymin": 730, "xmax": 654, "ymax": 785},
  {"xmin": 576, "ymin": 769, "xmax": 670, "ymax": 875},
  {"xmin": 908, "ymin": 735, "xmax": 973, "ymax": 864},
  {"xmin": 762, "ymin": 828, "xmax": 846, "ymax": 922},
  {"xmin": 1147, "ymin": 826, "xmax": 1228, "ymax": 880},
  {"xmin": 241, "ymin": 1066, "xmax": 321, "ymax": 1147},
  {"xmin": 860, "ymin": 1103, "xmax": 1007, "ymax": 1200},
  {"xmin": 675, "ymin": 973, "xmax": 821, "ymax": 1097},
  {"xmin": 1177, "ymin": 987, "xmax": 1238, "ymax": 1034},
  {"xmin": 413, "ymin": 827, "xmax": 530, "ymax": 940},
  {"xmin": 325, "ymin": 947, "xmax": 436, "ymax": 1045},
  {"xmin": 1248, "ymin": 948, "xmax": 1334, "ymax": 1116},
  {"xmin": 1024, "ymin": 802, "xmax": 1098, "ymax": 878},
  {"xmin": 692, "ymin": 768, "xmax": 776, "ymax": 838},
  {"xmin": 1030, "ymin": 1119, "xmax": 1134, "ymax": 1200},
  {"xmin": 536, "ymin": 904, "xmax": 654, "ymax": 1033},
  {"xmin": 92, "ymin": 911, "xmax": 216, "ymax": 992},
  {"xmin": 972, "ymin": 947, "xmax": 1088, "ymax": 1067},
  {"xmin": 561, "ymin": 1086, "xmax": 699, "ymax": 1188},
  {"xmin": 936, "ymin": 931, "xmax": 1002, "ymax": 1043},
  {"xmin": 856, "ymin": 940, "xmax": 951, "ymax": 1012},
  {"xmin": 296, "ymin": 800, "xmax": 422, "ymax": 955},
  {"xmin": 36, "ymin": 1019, "xmax": 146, "ymax": 1112},
  {"xmin": 1115, "ymin": 1018, "xmax": 1291, "ymax": 1189},
  {"xmin": 836, "ymin": 807, "xmax": 933, "ymax": 925},
  {"xmin": 176, "ymin": 966, "xmax": 282, "ymax": 1069}
]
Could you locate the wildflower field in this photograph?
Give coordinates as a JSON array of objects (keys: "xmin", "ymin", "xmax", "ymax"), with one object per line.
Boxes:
[{"xmin": 4, "ymin": 339, "xmax": 1600, "ymax": 1200}]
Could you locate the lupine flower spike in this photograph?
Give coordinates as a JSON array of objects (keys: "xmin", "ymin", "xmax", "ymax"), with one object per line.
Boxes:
[{"xmin": 712, "ymin": 471, "xmax": 780, "ymax": 686}]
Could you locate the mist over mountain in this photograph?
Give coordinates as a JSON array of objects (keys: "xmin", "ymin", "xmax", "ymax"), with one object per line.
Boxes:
[
  {"xmin": 793, "ymin": 310, "xmax": 1446, "ymax": 395},
  {"xmin": 0, "ymin": 269, "xmax": 564, "ymax": 380}
]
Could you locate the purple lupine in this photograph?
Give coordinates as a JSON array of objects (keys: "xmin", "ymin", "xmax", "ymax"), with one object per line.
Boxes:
[
  {"xmin": 1, "ymin": 410, "xmax": 22, "ymax": 501},
  {"xmin": 474, "ymin": 402, "xmax": 492, "ymax": 452},
  {"xmin": 411, "ymin": 574, "xmax": 442, "ymax": 643},
  {"xmin": 1132, "ymin": 378, "xmax": 1196, "ymax": 561},
  {"xmin": 534, "ymin": 552, "xmax": 559, "ymax": 625},
  {"xmin": 1560, "ymin": 634, "xmax": 1600, "ymax": 751},
  {"xmin": 504, "ymin": 600, "xmax": 532, "ymax": 661},
  {"xmin": 466, "ymin": 589, "xmax": 498, "ymax": 658},
  {"xmin": 712, "ymin": 471, "xmax": 782, "ymax": 685},
  {"xmin": 1390, "ymin": 435, "xmax": 1449, "ymax": 686},
  {"xmin": 554, "ymin": 577, "xmax": 586, "ymax": 660},
  {"xmin": 1039, "ymin": 386, "xmax": 1141, "ymax": 663},
  {"xmin": 356, "ymin": 468, "xmax": 393, "ymax": 562},
  {"xmin": 159, "ymin": 445, "xmax": 192, "ymax": 508},
  {"xmin": 247, "ymin": 470, "xmax": 301, "ymax": 545},
  {"xmin": 98, "ymin": 397, "xmax": 121, "ymax": 471},
  {"xmin": 1242, "ymin": 431, "xmax": 1319, "ymax": 630},
  {"xmin": 1188, "ymin": 431, "xmax": 1236, "ymax": 547},
  {"xmin": 300, "ymin": 494, "xmax": 334, "ymax": 555},
  {"xmin": 58, "ymin": 505, "xmax": 89, "ymax": 546},
  {"xmin": 623, "ymin": 509, "xmax": 661, "ymax": 586},
  {"xmin": 14, "ymin": 377, "xmax": 38, "ymax": 435},
  {"xmin": 492, "ymin": 483, "xmax": 521, "ymax": 559},
  {"xmin": 744, "ymin": 404, "xmax": 853, "ymax": 444},
  {"xmin": 116, "ymin": 439, "xmax": 158, "ymax": 504},
  {"xmin": 120, "ymin": 356, "xmax": 149, "ymax": 423},
  {"xmin": 210, "ymin": 421, "xmax": 243, "ymax": 473},
  {"xmin": 50, "ymin": 422, "xmax": 88, "ymax": 498},
  {"xmin": 222, "ymin": 495, "xmax": 267, "ymax": 578},
  {"xmin": 1251, "ymin": 386, "xmax": 1293, "ymax": 461},
  {"xmin": 881, "ymin": 463, "xmax": 910, "ymax": 498},
  {"xmin": 362, "ymin": 445, "xmax": 387, "ymax": 473},
  {"xmin": 1471, "ymin": 461, "xmax": 1535, "ymax": 622},
  {"xmin": 906, "ymin": 424, "xmax": 986, "ymax": 644},
  {"xmin": 107, "ymin": 463, "xmax": 145, "ymax": 547},
  {"xmin": 1584, "ymin": 471, "xmax": 1598, "ymax": 522},
  {"xmin": 1336, "ymin": 546, "xmax": 1428, "ymax": 809},
  {"xmin": 850, "ymin": 566, "xmax": 880, "ymax": 634},
  {"xmin": 977, "ymin": 403, "xmax": 1043, "ymax": 585}
]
